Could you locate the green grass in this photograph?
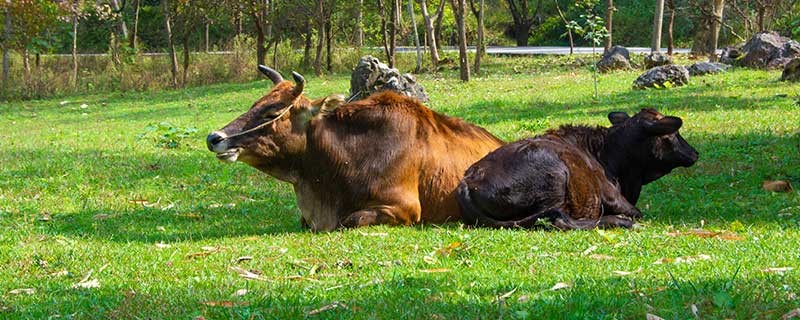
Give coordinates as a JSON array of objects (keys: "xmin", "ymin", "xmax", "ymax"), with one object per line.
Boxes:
[{"xmin": 1, "ymin": 58, "xmax": 799, "ymax": 319}]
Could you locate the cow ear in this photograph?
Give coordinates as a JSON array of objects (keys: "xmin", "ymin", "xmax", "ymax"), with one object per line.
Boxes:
[
  {"xmin": 311, "ymin": 94, "xmax": 346, "ymax": 116},
  {"xmin": 608, "ymin": 112, "xmax": 630, "ymax": 125},
  {"xmin": 644, "ymin": 116, "xmax": 683, "ymax": 135}
]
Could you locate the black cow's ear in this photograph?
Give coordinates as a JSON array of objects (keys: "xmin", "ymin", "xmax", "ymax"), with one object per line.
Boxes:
[
  {"xmin": 644, "ymin": 116, "xmax": 683, "ymax": 135},
  {"xmin": 608, "ymin": 112, "xmax": 630, "ymax": 125}
]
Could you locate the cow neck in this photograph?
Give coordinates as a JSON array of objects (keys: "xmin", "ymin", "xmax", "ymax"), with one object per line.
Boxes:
[{"xmin": 598, "ymin": 127, "xmax": 645, "ymax": 204}]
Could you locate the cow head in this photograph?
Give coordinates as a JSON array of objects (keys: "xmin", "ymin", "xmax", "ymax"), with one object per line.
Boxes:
[
  {"xmin": 206, "ymin": 66, "xmax": 344, "ymax": 183},
  {"xmin": 606, "ymin": 108, "xmax": 699, "ymax": 184}
]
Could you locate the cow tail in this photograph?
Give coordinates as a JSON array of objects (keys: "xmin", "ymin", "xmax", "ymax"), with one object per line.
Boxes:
[{"xmin": 456, "ymin": 182, "xmax": 547, "ymax": 229}]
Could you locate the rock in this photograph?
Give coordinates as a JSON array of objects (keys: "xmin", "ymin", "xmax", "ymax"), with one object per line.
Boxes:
[
  {"xmin": 688, "ymin": 62, "xmax": 729, "ymax": 76},
  {"xmin": 596, "ymin": 45, "xmax": 631, "ymax": 73},
  {"xmin": 724, "ymin": 32, "xmax": 800, "ymax": 69},
  {"xmin": 633, "ymin": 65, "xmax": 690, "ymax": 90},
  {"xmin": 349, "ymin": 56, "xmax": 429, "ymax": 102},
  {"xmin": 781, "ymin": 58, "xmax": 800, "ymax": 82},
  {"xmin": 644, "ymin": 52, "xmax": 673, "ymax": 69}
]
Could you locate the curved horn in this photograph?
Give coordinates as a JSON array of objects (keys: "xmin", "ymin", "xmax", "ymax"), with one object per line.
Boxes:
[
  {"xmin": 257, "ymin": 65, "xmax": 284, "ymax": 84},
  {"xmin": 291, "ymin": 71, "xmax": 305, "ymax": 96}
]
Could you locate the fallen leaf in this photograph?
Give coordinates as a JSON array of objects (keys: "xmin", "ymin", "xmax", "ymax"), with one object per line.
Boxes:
[
  {"xmin": 692, "ymin": 304, "xmax": 699, "ymax": 317},
  {"xmin": 612, "ymin": 267, "xmax": 643, "ymax": 276},
  {"xmin": 783, "ymin": 308, "xmax": 800, "ymax": 319},
  {"xmin": 358, "ymin": 231, "xmax": 388, "ymax": 237},
  {"xmin": 9, "ymin": 288, "xmax": 35, "ymax": 295},
  {"xmin": 38, "ymin": 213, "xmax": 51, "ymax": 222},
  {"xmin": 72, "ymin": 278, "xmax": 100, "ymax": 289},
  {"xmin": 155, "ymin": 242, "xmax": 171, "ymax": 249},
  {"xmin": 201, "ymin": 301, "xmax": 249, "ymax": 308},
  {"xmin": 308, "ymin": 302, "xmax": 348, "ymax": 315},
  {"xmin": 49, "ymin": 270, "xmax": 69, "ymax": 277},
  {"xmin": 93, "ymin": 214, "xmax": 111, "ymax": 220},
  {"xmin": 230, "ymin": 266, "xmax": 265, "ymax": 281},
  {"xmin": 667, "ymin": 229, "xmax": 744, "ymax": 241},
  {"xmin": 550, "ymin": 282, "xmax": 571, "ymax": 291},
  {"xmin": 646, "ymin": 313, "xmax": 665, "ymax": 320},
  {"xmin": 423, "ymin": 255, "xmax": 438, "ymax": 264},
  {"xmin": 763, "ymin": 180, "xmax": 793, "ymax": 193},
  {"xmin": 581, "ymin": 245, "xmax": 598, "ymax": 256},
  {"xmin": 80, "ymin": 103, "xmax": 88, "ymax": 109},
  {"xmin": 762, "ymin": 267, "xmax": 794, "ymax": 274},
  {"xmin": 495, "ymin": 287, "xmax": 517, "ymax": 302},
  {"xmin": 437, "ymin": 242, "xmax": 463, "ymax": 256},
  {"xmin": 178, "ymin": 213, "xmax": 202, "ymax": 219},
  {"xmin": 654, "ymin": 254, "xmax": 711, "ymax": 264},
  {"xmin": 234, "ymin": 256, "xmax": 253, "ymax": 263},
  {"xmin": 589, "ymin": 254, "xmax": 615, "ymax": 260},
  {"xmin": 185, "ymin": 247, "xmax": 222, "ymax": 259},
  {"xmin": 233, "ymin": 289, "xmax": 248, "ymax": 296},
  {"xmin": 419, "ymin": 268, "xmax": 451, "ymax": 273}
]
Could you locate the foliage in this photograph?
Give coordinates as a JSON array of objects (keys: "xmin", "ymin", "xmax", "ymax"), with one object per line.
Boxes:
[
  {"xmin": 1, "ymin": 60, "xmax": 799, "ymax": 318},
  {"xmin": 137, "ymin": 122, "xmax": 198, "ymax": 149}
]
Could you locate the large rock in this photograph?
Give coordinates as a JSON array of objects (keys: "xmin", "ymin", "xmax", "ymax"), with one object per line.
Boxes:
[
  {"xmin": 781, "ymin": 58, "xmax": 800, "ymax": 82},
  {"xmin": 596, "ymin": 45, "xmax": 631, "ymax": 73},
  {"xmin": 688, "ymin": 62, "xmax": 729, "ymax": 76},
  {"xmin": 349, "ymin": 56, "xmax": 429, "ymax": 102},
  {"xmin": 721, "ymin": 32, "xmax": 800, "ymax": 69},
  {"xmin": 644, "ymin": 52, "xmax": 673, "ymax": 69},
  {"xmin": 633, "ymin": 65, "xmax": 690, "ymax": 89}
]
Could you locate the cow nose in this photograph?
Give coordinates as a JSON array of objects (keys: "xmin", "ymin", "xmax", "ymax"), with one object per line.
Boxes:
[{"xmin": 206, "ymin": 131, "xmax": 226, "ymax": 151}]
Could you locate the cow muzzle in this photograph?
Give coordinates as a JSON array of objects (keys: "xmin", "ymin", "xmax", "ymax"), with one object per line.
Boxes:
[{"xmin": 206, "ymin": 131, "xmax": 241, "ymax": 162}]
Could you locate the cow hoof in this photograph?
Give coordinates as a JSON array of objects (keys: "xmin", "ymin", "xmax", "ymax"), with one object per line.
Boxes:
[{"xmin": 625, "ymin": 208, "xmax": 643, "ymax": 220}]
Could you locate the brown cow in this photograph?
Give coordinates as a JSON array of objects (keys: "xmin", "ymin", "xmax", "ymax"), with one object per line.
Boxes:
[
  {"xmin": 456, "ymin": 109, "xmax": 698, "ymax": 230},
  {"xmin": 206, "ymin": 66, "xmax": 504, "ymax": 231}
]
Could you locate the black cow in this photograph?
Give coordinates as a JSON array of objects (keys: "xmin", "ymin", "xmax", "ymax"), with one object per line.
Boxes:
[{"xmin": 456, "ymin": 108, "xmax": 698, "ymax": 230}]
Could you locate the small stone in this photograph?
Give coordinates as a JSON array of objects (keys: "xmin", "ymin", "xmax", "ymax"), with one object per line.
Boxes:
[
  {"xmin": 633, "ymin": 65, "xmax": 690, "ymax": 89},
  {"xmin": 596, "ymin": 45, "xmax": 631, "ymax": 73},
  {"xmin": 644, "ymin": 52, "xmax": 673, "ymax": 69},
  {"xmin": 348, "ymin": 56, "xmax": 429, "ymax": 102},
  {"xmin": 688, "ymin": 62, "xmax": 729, "ymax": 76}
]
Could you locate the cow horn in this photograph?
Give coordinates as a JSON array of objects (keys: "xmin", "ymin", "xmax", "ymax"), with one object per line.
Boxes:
[
  {"xmin": 257, "ymin": 65, "xmax": 284, "ymax": 84},
  {"xmin": 644, "ymin": 116, "xmax": 683, "ymax": 135},
  {"xmin": 292, "ymin": 71, "xmax": 305, "ymax": 95}
]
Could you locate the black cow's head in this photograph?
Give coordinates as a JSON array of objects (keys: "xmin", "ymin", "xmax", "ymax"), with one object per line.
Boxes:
[
  {"xmin": 607, "ymin": 108, "xmax": 699, "ymax": 184},
  {"xmin": 206, "ymin": 66, "xmax": 343, "ymax": 182}
]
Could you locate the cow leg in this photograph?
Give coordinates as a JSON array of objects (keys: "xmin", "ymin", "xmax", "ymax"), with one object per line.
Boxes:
[
  {"xmin": 601, "ymin": 183, "xmax": 642, "ymax": 219},
  {"xmin": 340, "ymin": 200, "xmax": 421, "ymax": 228},
  {"xmin": 597, "ymin": 215, "xmax": 635, "ymax": 229},
  {"xmin": 548, "ymin": 209, "xmax": 634, "ymax": 230}
]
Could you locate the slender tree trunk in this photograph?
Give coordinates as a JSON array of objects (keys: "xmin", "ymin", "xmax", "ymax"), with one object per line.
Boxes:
[
  {"xmin": 72, "ymin": 7, "xmax": 78, "ymax": 88},
  {"xmin": 409, "ymin": 0, "xmax": 422, "ymax": 73},
  {"xmin": 325, "ymin": 18, "xmax": 332, "ymax": 72},
  {"xmin": 314, "ymin": 0, "xmax": 325, "ymax": 75},
  {"xmin": 691, "ymin": 0, "xmax": 724, "ymax": 58},
  {"xmin": 451, "ymin": 0, "xmax": 469, "ymax": 81},
  {"xmin": 709, "ymin": 0, "xmax": 724, "ymax": 61},
  {"xmin": 35, "ymin": 53, "xmax": 41, "ymax": 70},
  {"xmin": 419, "ymin": 0, "xmax": 441, "ymax": 69},
  {"xmin": 110, "ymin": 0, "xmax": 128, "ymax": 39},
  {"xmin": 354, "ymin": 0, "xmax": 364, "ymax": 47},
  {"xmin": 273, "ymin": 35, "xmax": 279, "ymax": 68},
  {"xmin": 205, "ymin": 22, "xmax": 210, "ymax": 52},
  {"xmin": 652, "ymin": 0, "xmax": 665, "ymax": 52},
  {"xmin": 2, "ymin": 10, "xmax": 10, "ymax": 88},
  {"xmin": 254, "ymin": 12, "xmax": 266, "ymax": 65},
  {"xmin": 389, "ymin": 0, "xmax": 399, "ymax": 68},
  {"xmin": 555, "ymin": 0, "xmax": 573, "ymax": 55},
  {"xmin": 379, "ymin": 0, "xmax": 391, "ymax": 65},
  {"xmin": 23, "ymin": 48, "xmax": 30, "ymax": 84},
  {"xmin": 162, "ymin": 0, "xmax": 178, "ymax": 88},
  {"xmin": 469, "ymin": 0, "xmax": 484, "ymax": 74},
  {"xmin": 433, "ymin": 0, "xmax": 445, "ymax": 46},
  {"xmin": 130, "ymin": 0, "xmax": 140, "ymax": 50},
  {"xmin": 667, "ymin": 0, "xmax": 675, "ymax": 55},
  {"xmin": 303, "ymin": 19, "xmax": 312, "ymax": 66},
  {"xmin": 605, "ymin": 0, "xmax": 614, "ymax": 51},
  {"xmin": 182, "ymin": 33, "xmax": 190, "ymax": 87}
]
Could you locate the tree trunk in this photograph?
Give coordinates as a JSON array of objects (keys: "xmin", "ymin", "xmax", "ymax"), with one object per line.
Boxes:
[
  {"xmin": 409, "ymin": 0, "xmax": 422, "ymax": 73},
  {"xmin": 709, "ymin": 0, "xmax": 724, "ymax": 60},
  {"xmin": 303, "ymin": 19, "xmax": 312, "ymax": 67},
  {"xmin": 2, "ymin": 10, "xmax": 10, "ymax": 88},
  {"xmin": 182, "ymin": 34, "xmax": 190, "ymax": 86},
  {"xmin": 130, "ymin": 0, "xmax": 140, "ymax": 50},
  {"xmin": 451, "ymin": 0, "xmax": 470, "ymax": 81},
  {"xmin": 389, "ymin": 0, "xmax": 399, "ymax": 68},
  {"xmin": 72, "ymin": 6, "xmax": 78, "ymax": 88},
  {"xmin": 667, "ymin": 0, "xmax": 675, "ymax": 55},
  {"xmin": 314, "ymin": 0, "xmax": 325, "ymax": 75},
  {"xmin": 254, "ymin": 12, "xmax": 267, "ymax": 65},
  {"xmin": 506, "ymin": 0, "xmax": 532, "ymax": 46},
  {"xmin": 110, "ymin": 0, "xmax": 128, "ymax": 39},
  {"xmin": 433, "ymin": 0, "xmax": 445, "ymax": 46},
  {"xmin": 469, "ymin": 0, "xmax": 484, "ymax": 74},
  {"xmin": 23, "ymin": 48, "xmax": 30, "ymax": 84},
  {"xmin": 354, "ymin": 0, "xmax": 364, "ymax": 47},
  {"xmin": 273, "ymin": 35, "xmax": 279, "ymax": 68},
  {"xmin": 205, "ymin": 22, "xmax": 210, "ymax": 52},
  {"xmin": 419, "ymin": 0, "xmax": 442, "ymax": 69},
  {"xmin": 605, "ymin": 0, "xmax": 613, "ymax": 51},
  {"xmin": 555, "ymin": 0, "xmax": 574, "ymax": 55},
  {"xmin": 325, "ymin": 18, "xmax": 332, "ymax": 72},
  {"xmin": 652, "ymin": 0, "xmax": 665, "ymax": 52},
  {"xmin": 691, "ymin": 0, "xmax": 725, "ymax": 58},
  {"xmin": 162, "ymin": 0, "xmax": 178, "ymax": 88}
]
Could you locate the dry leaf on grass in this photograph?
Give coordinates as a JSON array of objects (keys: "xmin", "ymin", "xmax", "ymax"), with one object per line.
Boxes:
[
  {"xmin": 154, "ymin": 243, "xmax": 171, "ymax": 249},
  {"xmin": 762, "ymin": 267, "xmax": 794, "ymax": 274},
  {"xmin": 550, "ymin": 282, "xmax": 571, "ymax": 291},
  {"xmin": 9, "ymin": 288, "xmax": 35, "ymax": 295},
  {"xmin": 646, "ymin": 313, "xmax": 665, "ymax": 320},
  {"xmin": 234, "ymin": 256, "xmax": 253, "ymax": 263},
  {"xmin": 230, "ymin": 266, "xmax": 265, "ymax": 281},
  {"xmin": 763, "ymin": 180, "xmax": 793, "ymax": 193},
  {"xmin": 437, "ymin": 242, "xmax": 462, "ymax": 256},
  {"xmin": 307, "ymin": 301, "xmax": 349, "ymax": 315},
  {"xmin": 200, "ymin": 301, "xmax": 249, "ymax": 307},
  {"xmin": 233, "ymin": 289, "xmax": 248, "ymax": 296},
  {"xmin": 612, "ymin": 267, "xmax": 643, "ymax": 276},
  {"xmin": 589, "ymin": 254, "xmax": 615, "ymax": 260},
  {"xmin": 49, "ymin": 270, "xmax": 69, "ymax": 277},
  {"xmin": 782, "ymin": 308, "xmax": 800, "ymax": 320},
  {"xmin": 666, "ymin": 229, "xmax": 744, "ymax": 241},
  {"xmin": 581, "ymin": 245, "xmax": 598, "ymax": 256},
  {"xmin": 653, "ymin": 254, "xmax": 711, "ymax": 265},
  {"xmin": 495, "ymin": 288, "xmax": 517, "ymax": 303},
  {"xmin": 691, "ymin": 304, "xmax": 699, "ymax": 317},
  {"xmin": 358, "ymin": 231, "xmax": 388, "ymax": 237},
  {"xmin": 419, "ymin": 268, "xmax": 451, "ymax": 273},
  {"xmin": 38, "ymin": 213, "xmax": 51, "ymax": 222},
  {"xmin": 72, "ymin": 278, "xmax": 100, "ymax": 289},
  {"xmin": 185, "ymin": 246, "xmax": 223, "ymax": 259}
]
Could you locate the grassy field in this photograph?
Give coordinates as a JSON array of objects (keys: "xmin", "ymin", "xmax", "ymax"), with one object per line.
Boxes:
[{"xmin": 2, "ymin": 57, "xmax": 799, "ymax": 319}]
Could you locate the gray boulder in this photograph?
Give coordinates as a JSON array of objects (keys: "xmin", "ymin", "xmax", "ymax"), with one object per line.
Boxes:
[
  {"xmin": 633, "ymin": 65, "xmax": 690, "ymax": 89},
  {"xmin": 644, "ymin": 52, "xmax": 673, "ymax": 69},
  {"xmin": 349, "ymin": 56, "xmax": 429, "ymax": 102},
  {"xmin": 723, "ymin": 32, "xmax": 800, "ymax": 69},
  {"xmin": 688, "ymin": 62, "xmax": 729, "ymax": 76},
  {"xmin": 596, "ymin": 45, "xmax": 631, "ymax": 73},
  {"xmin": 781, "ymin": 58, "xmax": 800, "ymax": 82}
]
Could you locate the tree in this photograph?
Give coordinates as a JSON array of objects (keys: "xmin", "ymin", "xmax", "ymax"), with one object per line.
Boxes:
[
  {"xmin": 555, "ymin": 0, "xmax": 574, "ymax": 55},
  {"xmin": 667, "ymin": 0, "xmax": 675, "ymax": 55},
  {"xmin": 354, "ymin": 0, "xmax": 363, "ymax": 47},
  {"xmin": 451, "ymin": 0, "xmax": 469, "ymax": 81},
  {"xmin": 71, "ymin": 0, "xmax": 80, "ymax": 88},
  {"xmin": 418, "ymin": 0, "xmax": 445, "ymax": 69},
  {"xmin": 469, "ymin": 0, "xmax": 485, "ymax": 74},
  {"xmin": 691, "ymin": 0, "xmax": 725, "ymax": 58},
  {"xmin": 408, "ymin": 0, "xmax": 422, "ymax": 73},
  {"xmin": 567, "ymin": 0, "xmax": 608, "ymax": 98},
  {"xmin": 652, "ymin": 0, "xmax": 665, "ymax": 52},
  {"xmin": 129, "ymin": 0, "xmax": 140, "ymax": 50},
  {"xmin": 2, "ymin": 9, "xmax": 9, "ymax": 88},
  {"xmin": 505, "ymin": 0, "xmax": 544, "ymax": 46},
  {"xmin": 604, "ymin": 0, "xmax": 614, "ymax": 51},
  {"xmin": 162, "ymin": 0, "xmax": 178, "ymax": 88},
  {"xmin": 378, "ymin": 0, "xmax": 400, "ymax": 68}
]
